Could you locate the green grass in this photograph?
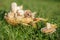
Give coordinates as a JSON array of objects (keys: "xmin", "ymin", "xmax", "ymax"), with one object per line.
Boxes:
[{"xmin": 0, "ymin": 0, "xmax": 60, "ymax": 40}]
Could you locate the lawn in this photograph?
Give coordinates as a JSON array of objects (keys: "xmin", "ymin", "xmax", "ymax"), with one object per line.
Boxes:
[{"xmin": 0, "ymin": 0, "xmax": 60, "ymax": 40}]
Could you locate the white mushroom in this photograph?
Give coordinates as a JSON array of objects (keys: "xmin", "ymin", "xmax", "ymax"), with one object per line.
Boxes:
[
  {"xmin": 11, "ymin": 2, "xmax": 17, "ymax": 13},
  {"xmin": 32, "ymin": 12, "xmax": 36, "ymax": 18},
  {"xmin": 17, "ymin": 6, "xmax": 24, "ymax": 16},
  {"xmin": 46, "ymin": 23, "xmax": 51, "ymax": 29}
]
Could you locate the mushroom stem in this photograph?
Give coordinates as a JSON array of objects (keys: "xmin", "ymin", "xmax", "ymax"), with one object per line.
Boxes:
[
  {"xmin": 46, "ymin": 23, "xmax": 51, "ymax": 29},
  {"xmin": 11, "ymin": 2, "xmax": 17, "ymax": 13}
]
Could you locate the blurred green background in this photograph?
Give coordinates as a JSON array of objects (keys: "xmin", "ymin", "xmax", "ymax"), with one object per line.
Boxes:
[{"xmin": 0, "ymin": 0, "xmax": 60, "ymax": 40}]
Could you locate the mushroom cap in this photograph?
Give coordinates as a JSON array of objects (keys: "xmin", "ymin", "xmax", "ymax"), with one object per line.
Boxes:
[{"xmin": 24, "ymin": 10, "xmax": 32, "ymax": 18}]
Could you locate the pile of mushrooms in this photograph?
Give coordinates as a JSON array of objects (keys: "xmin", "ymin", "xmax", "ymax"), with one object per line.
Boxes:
[{"xmin": 4, "ymin": 2, "xmax": 57, "ymax": 34}]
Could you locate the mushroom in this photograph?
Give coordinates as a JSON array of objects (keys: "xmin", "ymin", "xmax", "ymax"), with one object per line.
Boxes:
[
  {"xmin": 11, "ymin": 2, "xmax": 17, "ymax": 13},
  {"xmin": 41, "ymin": 23, "xmax": 57, "ymax": 34},
  {"xmin": 17, "ymin": 5, "xmax": 24, "ymax": 16},
  {"xmin": 24, "ymin": 10, "xmax": 32, "ymax": 18}
]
